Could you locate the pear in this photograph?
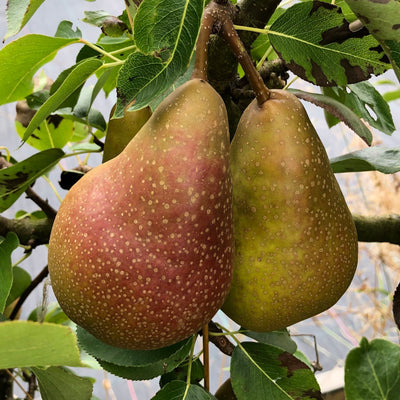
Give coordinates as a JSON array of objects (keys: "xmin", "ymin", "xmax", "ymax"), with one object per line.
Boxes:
[
  {"xmin": 48, "ymin": 79, "xmax": 234, "ymax": 350},
  {"xmin": 222, "ymin": 90, "xmax": 358, "ymax": 332},
  {"xmin": 215, "ymin": 379, "xmax": 237, "ymax": 400},
  {"xmin": 102, "ymin": 104, "xmax": 152, "ymax": 162}
]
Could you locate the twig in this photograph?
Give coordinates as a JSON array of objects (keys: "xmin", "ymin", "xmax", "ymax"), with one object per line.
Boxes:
[
  {"xmin": 26, "ymin": 373, "xmax": 37, "ymax": 400},
  {"xmin": 5, "ymin": 370, "xmax": 33, "ymax": 400},
  {"xmin": 9, "ymin": 266, "xmax": 49, "ymax": 320},
  {"xmin": 221, "ymin": 18, "xmax": 270, "ymax": 105},
  {"xmin": 202, "ymin": 324, "xmax": 210, "ymax": 391},
  {"xmin": 25, "ymin": 188, "xmax": 57, "ymax": 220},
  {"xmin": 208, "ymin": 321, "xmax": 235, "ymax": 356}
]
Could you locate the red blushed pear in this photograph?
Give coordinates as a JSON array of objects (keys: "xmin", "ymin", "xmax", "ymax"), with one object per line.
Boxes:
[
  {"xmin": 222, "ymin": 89, "xmax": 358, "ymax": 332},
  {"xmin": 48, "ymin": 78, "xmax": 234, "ymax": 350}
]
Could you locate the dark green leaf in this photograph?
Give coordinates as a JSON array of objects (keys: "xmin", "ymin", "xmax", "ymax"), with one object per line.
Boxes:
[
  {"xmin": 33, "ymin": 366, "xmax": 93, "ymax": 400},
  {"xmin": 323, "ymin": 82, "xmax": 395, "ymax": 135},
  {"xmin": 115, "ymin": 0, "xmax": 204, "ymax": 114},
  {"xmin": 0, "ymin": 35, "xmax": 78, "ymax": 105},
  {"xmin": 270, "ymin": 2, "xmax": 390, "ymax": 86},
  {"xmin": 4, "ymin": 0, "xmax": 46, "ymax": 39},
  {"xmin": 152, "ymin": 381, "xmax": 217, "ymax": 400},
  {"xmin": 23, "ymin": 59, "xmax": 103, "ymax": 141},
  {"xmin": 0, "ymin": 321, "xmax": 83, "ymax": 368},
  {"xmin": 231, "ymin": 342, "xmax": 322, "ymax": 400},
  {"xmin": 0, "ymin": 148, "xmax": 65, "ymax": 212},
  {"xmin": 55, "ymin": 21, "xmax": 82, "ymax": 39},
  {"xmin": 290, "ymin": 89, "xmax": 373, "ymax": 145},
  {"xmin": 330, "ymin": 146, "xmax": 400, "ymax": 174},
  {"xmin": 5, "ymin": 266, "xmax": 31, "ymax": 308},
  {"xmin": 159, "ymin": 358, "xmax": 204, "ymax": 388},
  {"xmin": 345, "ymin": 338, "xmax": 400, "ymax": 400},
  {"xmin": 344, "ymin": 0, "xmax": 400, "ymax": 41},
  {"xmin": 241, "ymin": 329, "xmax": 297, "ymax": 354},
  {"xmin": 0, "ymin": 233, "xmax": 19, "ymax": 313},
  {"xmin": 77, "ymin": 326, "xmax": 193, "ymax": 380}
]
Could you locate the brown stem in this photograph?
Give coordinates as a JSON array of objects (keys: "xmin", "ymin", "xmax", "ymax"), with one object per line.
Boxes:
[
  {"xmin": 26, "ymin": 373, "xmax": 37, "ymax": 400},
  {"xmin": 25, "ymin": 188, "xmax": 57, "ymax": 220},
  {"xmin": 208, "ymin": 321, "xmax": 235, "ymax": 356},
  {"xmin": 192, "ymin": 6, "xmax": 216, "ymax": 80},
  {"xmin": 221, "ymin": 18, "xmax": 270, "ymax": 105},
  {"xmin": 9, "ymin": 266, "xmax": 49, "ymax": 321},
  {"xmin": 202, "ymin": 324, "xmax": 210, "ymax": 391}
]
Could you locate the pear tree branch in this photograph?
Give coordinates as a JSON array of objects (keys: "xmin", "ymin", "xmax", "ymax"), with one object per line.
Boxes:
[
  {"xmin": 0, "ymin": 215, "xmax": 53, "ymax": 248},
  {"xmin": 353, "ymin": 214, "xmax": 400, "ymax": 245}
]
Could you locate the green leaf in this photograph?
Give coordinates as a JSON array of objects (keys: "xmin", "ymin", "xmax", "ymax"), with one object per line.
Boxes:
[
  {"xmin": 322, "ymin": 82, "xmax": 395, "ymax": 135},
  {"xmin": 0, "ymin": 321, "xmax": 83, "ymax": 368},
  {"xmin": 16, "ymin": 118, "xmax": 75, "ymax": 151},
  {"xmin": 0, "ymin": 148, "xmax": 65, "ymax": 212},
  {"xmin": 5, "ymin": 266, "xmax": 31, "ymax": 308},
  {"xmin": 230, "ymin": 342, "xmax": 321, "ymax": 400},
  {"xmin": 269, "ymin": 2, "xmax": 390, "ymax": 86},
  {"xmin": 0, "ymin": 35, "xmax": 78, "ymax": 105},
  {"xmin": 77, "ymin": 326, "xmax": 194, "ymax": 380},
  {"xmin": 383, "ymin": 40, "xmax": 400, "ymax": 82},
  {"xmin": 344, "ymin": 0, "xmax": 400, "ymax": 42},
  {"xmin": 23, "ymin": 59, "xmax": 103, "ymax": 142},
  {"xmin": 33, "ymin": 366, "xmax": 93, "ymax": 400},
  {"xmin": 82, "ymin": 10, "xmax": 113, "ymax": 26},
  {"xmin": 55, "ymin": 21, "xmax": 82, "ymax": 39},
  {"xmin": 115, "ymin": 0, "xmax": 205, "ymax": 114},
  {"xmin": 330, "ymin": 146, "xmax": 400, "ymax": 174},
  {"xmin": 345, "ymin": 338, "xmax": 400, "ymax": 400},
  {"xmin": 0, "ymin": 233, "xmax": 19, "ymax": 313},
  {"xmin": 241, "ymin": 329, "xmax": 297, "ymax": 354},
  {"xmin": 383, "ymin": 88, "xmax": 400, "ymax": 102},
  {"xmin": 159, "ymin": 358, "xmax": 204, "ymax": 388},
  {"xmin": 289, "ymin": 89, "xmax": 373, "ymax": 145},
  {"xmin": 29, "ymin": 303, "xmax": 69, "ymax": 325},
  {"xmin": 152, "ymin": 380, "xmax": 217, "ymax": 400},
  {"xmin": 4, "ymin": 0, "xmax": 46, "ymax": 39}
]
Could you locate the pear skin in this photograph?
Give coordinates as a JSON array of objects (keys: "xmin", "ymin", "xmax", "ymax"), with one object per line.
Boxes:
[
  {"xmin": 102, "ymin": 104, "xmax": 152, "ymax": 162},
  {"xmin": 48, "ymin": 79, "xmax": 234, "ymax": 349},
  {"xmin": 222, "ymin": 90, "xmax": 358, "ymax": 332}
]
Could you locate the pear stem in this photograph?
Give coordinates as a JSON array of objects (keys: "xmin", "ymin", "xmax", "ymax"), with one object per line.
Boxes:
[
  {"xmin": 192, "ymin": 6, "xmax": 216, "ymax": 81},
  {"xmin": 202, "ymin": 324, "xmax": 210, "ymax": 390},
  {"xmin": 221, "ymin": 18, "xmax": 270, "ymax": 105}
]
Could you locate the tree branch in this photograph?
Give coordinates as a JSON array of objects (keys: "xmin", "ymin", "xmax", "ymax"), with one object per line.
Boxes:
[
  {"xmin": 353, "ymin": 214, "xmax": 400, "ymax": 246},
  {"xmin": 208, "ymin": 321, "xmax": 235, "ymax": 356},
  {"xmin": 9, "ymin": 265, "xmax": 49, "ymax": 321},
  {"xmin": 0, "ymin": 215, "xmax": 53, "ymax": 248}
]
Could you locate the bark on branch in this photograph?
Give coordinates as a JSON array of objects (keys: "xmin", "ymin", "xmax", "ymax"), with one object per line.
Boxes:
[
  {"xmin": 0, "ymin": 215, "xmax": 53, "ymax": 248},
  {"xmin": 353, "ymin": 214, "xmax": 400, "ymax": 246}
]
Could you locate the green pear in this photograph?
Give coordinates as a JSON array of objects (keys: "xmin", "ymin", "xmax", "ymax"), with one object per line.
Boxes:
[
  {"xmin": 48, "ymin": 79, "xmax": 234, "ymax": 350},
  {"xmin": 102, "ymin": 104, "xmax": 152, "ymax": 162},
  {"xmin": 222, "ymin": 89, "xmax": 358, "ymax": 332},
  {"xmin": 215, "ymin": 379, "xmax": 237, "ymax": 400}
]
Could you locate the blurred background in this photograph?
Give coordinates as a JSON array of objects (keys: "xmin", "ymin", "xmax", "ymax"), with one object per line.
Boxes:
[{"xmin": 1, "ymin": 1, "xmax": 400, "ymax": 399}]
